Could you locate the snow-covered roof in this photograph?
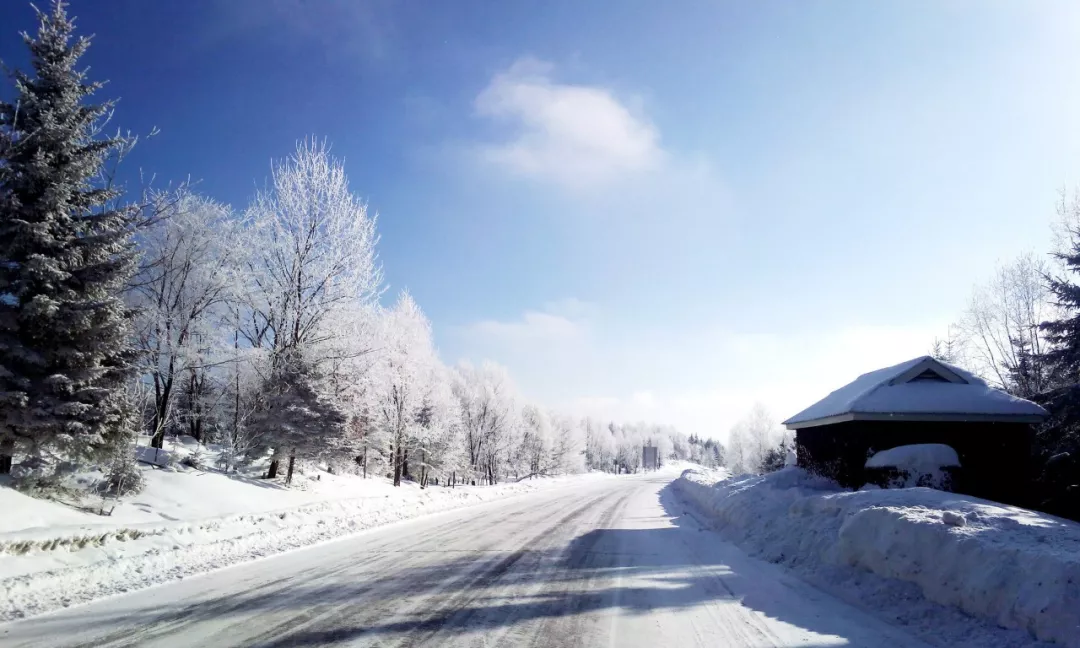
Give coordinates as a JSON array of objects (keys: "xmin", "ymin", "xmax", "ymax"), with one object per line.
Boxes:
[{"xmin": 784, "ymin": 356, "xmax": 1048, "ymax": 429}]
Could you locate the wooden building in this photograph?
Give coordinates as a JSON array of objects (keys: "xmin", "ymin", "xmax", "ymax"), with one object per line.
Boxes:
[{"xmin": 783, "ymin": 356, "xmax": 1048, "ymax": 504}]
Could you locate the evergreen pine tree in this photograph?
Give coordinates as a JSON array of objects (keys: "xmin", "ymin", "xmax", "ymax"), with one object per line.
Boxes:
[
  {"xmin": 0, "ymin": 2, "xmax": 136, "ymax": 476},
  {"xmin": 1041, "ymin": 233, "xmax": 1080, "ymax": 384},
  {"xmin": 1007, "ymin": 335, "xmax": 1050, "ymax": 399},
  {"xmin": 250, "ymin": 348, "xmax": 346, "ymax": 485},
  {"xmin": 759, "ymin": 439, "xmax": 790, "ymax": 474}
]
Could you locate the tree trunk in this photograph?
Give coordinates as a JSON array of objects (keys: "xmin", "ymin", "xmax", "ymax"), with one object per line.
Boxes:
[
  {"xmin": 187, "ymin": 371, "xmax": 203, "ymax": 443},
  {"xmin": 392, "ymin": 442, "xmax": 402, "ymax": 487},
  {"xmin": 150, "ymin": 414, "xmax": 166, "ymax": 449},
  {"xmin": 0, "ymin": 438, "xmax": 14, "ymax": 475},
  {"xmin": 267, "ymin": 458, "xmax": 280, "ymax": 479},
  {"xmin": 420, "ymin": 449, "xmax": 427, "ymax": 489},
  {"xmin": 402, "ymin": 447, "xmax": 409, "ymax": 482},
  {"xmin": 285, "ymin": 453, "xmax": 296, "ymax": 486},
  {"xmin": 229, "ymin": 327, "xmax": 240, "ymax": 473},
  {"xmin": 150, "ymin": 373, "xmax": 174, "ymax": 450}
]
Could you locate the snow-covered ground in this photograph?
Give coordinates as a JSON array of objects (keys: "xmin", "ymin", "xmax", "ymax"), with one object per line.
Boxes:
[
  {"xmin": 675, "ymin": 467, "xmax": 1080, "ymax": 647},
  {"xmin": 0, "ymin": 436, "xmax": 621, "ymax": 622},
  {"xmin": 0, "ymin": 472, "xmax": 957, "ymax": 648}
]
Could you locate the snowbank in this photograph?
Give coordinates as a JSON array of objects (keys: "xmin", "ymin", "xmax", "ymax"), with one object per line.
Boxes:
[
  {"xmin": 0, "ymin": 469, "xmax": 612, "ymax": 621},
  {"xmin": 0, "ymin": 486, "xmax": 94, "ymax": 532},
  {"xmin": 0, "ymin": 434, "xmax": 620, "ymax": 536},
  {"xmin": 865, "ymin": 443, "xmax": 961, "ymax": 470},
  {"xmin": 0, "ymin": 462, "xmax": 414, "ymax": 534},
  {"xmin": 675, "ymin": 468, "xmax": 1080, "ymax": 647}
]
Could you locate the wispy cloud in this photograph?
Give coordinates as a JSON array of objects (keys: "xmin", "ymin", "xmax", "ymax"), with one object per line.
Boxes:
[
  {"xmin": 565, "ymin": 324, "xmax": 946, "ymax": 438},
  {"xmin": 203, "ymin": 0, "xmax": 396, "ymax": 63},
  {"xmin": 473, "ymin": 58, "xmax": 664, "ymax": 191},
  {"xmin": 454, "ymin": 302, "xmax": 945, "ymax": 441},
  {"xmin": 463, "ymin": 298, "xmax": 596, "ymax": 345},
  {"xmin": 468, "ymin": 310, "xmax": 585, "ymax": 344}
]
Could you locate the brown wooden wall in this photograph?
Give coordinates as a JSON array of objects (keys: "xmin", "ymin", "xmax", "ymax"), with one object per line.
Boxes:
[{"xmin": 795, "ymin": 420, "xmax": 1032, "ymax": 506}]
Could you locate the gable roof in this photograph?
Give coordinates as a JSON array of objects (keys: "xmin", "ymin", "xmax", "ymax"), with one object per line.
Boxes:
[{"xmin": 783, "ymin": 356, "xmax": 1049, "ymax": 429}]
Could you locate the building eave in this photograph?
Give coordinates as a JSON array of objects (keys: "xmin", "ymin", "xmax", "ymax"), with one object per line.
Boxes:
[{"xmin": 784, "ymin": 411, "xmax": 1047, "ymax": 430}]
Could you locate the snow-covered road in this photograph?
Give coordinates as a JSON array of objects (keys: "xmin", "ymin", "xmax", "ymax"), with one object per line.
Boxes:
[{"xmin": 0, "ymin": 475, "xmax": 932, "ymax": 647}]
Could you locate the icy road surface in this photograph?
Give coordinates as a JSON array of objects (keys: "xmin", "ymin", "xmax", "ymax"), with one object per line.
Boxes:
[{"xmin": 0, "ymin": 476, "xmax": 931, "ymax": 647}]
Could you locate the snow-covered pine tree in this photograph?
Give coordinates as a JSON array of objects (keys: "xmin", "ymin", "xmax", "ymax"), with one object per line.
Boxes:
[
  {"xmin": 1038, "ymin": 230, "xmax": 1080, "ymax": 509},
  {"xmin": 1042, "ymin": 232, "xmax": 1080, "ymax": 383},
  {"xmin": 249, "ymin": 347, "xmax": 346, "ymax": 486},
  {"xmin": 0, "ymin": 2, "xmax": 136, "ymax": 476}
]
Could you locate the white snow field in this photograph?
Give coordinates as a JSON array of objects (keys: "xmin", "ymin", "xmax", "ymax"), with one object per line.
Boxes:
[
  {"xmin": 0, "ymin": 437, "xmax": 616, "ymax": 622},
  {"xmin": 1, "ymin": 472, "xmax": 947, "ymax": 648},
  {"xmin": 676, "ymin": 467, "xmax": 1080, "ymax": 647}
]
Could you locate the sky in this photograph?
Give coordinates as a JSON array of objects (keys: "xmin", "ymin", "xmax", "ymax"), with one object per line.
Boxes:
[{"xmin": 3, "ymin": 0, "xmax": 1080, "ymax": 441}]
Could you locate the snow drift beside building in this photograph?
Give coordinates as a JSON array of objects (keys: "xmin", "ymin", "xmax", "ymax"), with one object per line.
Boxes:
[{"xmin": 675, "ymin": 468, "xmax": 1080, "ymax": 647}]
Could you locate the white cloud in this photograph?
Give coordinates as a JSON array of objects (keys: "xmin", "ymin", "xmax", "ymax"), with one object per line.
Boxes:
[
  {"xmin": 565, "ymin": 323, "xmax": 946, "ymax": 440},
  {"xmin": 468, "ymin": 310, "xmax": 585, "ymax": 344},
  {"xmin": 539, "ymin": 297, "xmax": 596, "ymax": 321},
  {"xmin": 452, "ymin": 302, "xmax": 947, "ymax": 443},
  {"xmin": 474, "ymin": 58, "xmax": 664, "ymax": 190},
  {"xmin": 462, "ymin": 298, "xmax": 597, "ymax": 346}
]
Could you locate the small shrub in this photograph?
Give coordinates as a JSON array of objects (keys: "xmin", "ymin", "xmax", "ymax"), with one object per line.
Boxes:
[{"xmin": 101, "ymin": 450, "xmax": 146, "ymax": 497}]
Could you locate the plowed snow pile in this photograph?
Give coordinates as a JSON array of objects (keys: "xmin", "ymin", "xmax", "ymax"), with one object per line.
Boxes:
[{"xmin": 676, "ymin": 467, "xmax": 1080, "ymax": 647}]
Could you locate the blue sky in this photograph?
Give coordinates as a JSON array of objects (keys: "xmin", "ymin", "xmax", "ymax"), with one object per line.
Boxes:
[{"xmin": 3, "ymin": 0, "xmax": 1080, "ymax": 439}]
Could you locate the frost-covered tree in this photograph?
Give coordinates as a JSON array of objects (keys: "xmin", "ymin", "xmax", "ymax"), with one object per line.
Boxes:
[
  {"xmin": 370, "ymin": 292, "xmax": 442, "ymax": 486},
  {"xmin": 725, "ymin": 426, "xmax": 749, "ymax": 475},
  {"xmin": 745, "ymin": 404, "xmax": 778, "ymax": 468},
  {"xmin": 0, "ymin": 2, "xmax": 136, "ymax": 475},
  {"xmin": 548, "ymin": 412, "xmax": 585, "ymax": 474},
  {"xmin": 238, "ymin": 139, "xmax": 382, "ymax": 478},
  {"xmin": 729, "ymin": 404, "xmax": 782, "ymax": 474},
  {"xmin": 409, "ymin": 365, "xmax": 462, "ymax": 487},
  {"xmin": 318, "ymin": 304, "xmax": 381, "ymax": 474},
  {"xmin": 451, "ymin": 361, "xmax": 519, "ymax": 484},
  {"xmin": 583, "ymin": 417, "xmax": 615, "ymax": 470},
  {"xmin": 518, "ymin": 405, "xmax": 553, "ymax": 478},
  {"xmin": 514, "ymin": 409, "xmax": 584, "ymax": 478},
  {"xmin": 218, "ymin": 343, "xmax": 269, "ymax": 473},
  {"xmin": 130, "ymin": 190, "xmax": 236, "ymax": 449},
  {"xmin": 612, "ymin": 423, "xmax": 643, "ymax": 473},
  {"xmin": 683, "ymin": 433, "xmax": 723, "ymax": 469},
  {"xmin": 239, "ymin": 139, "xmax": 382, "ymax": 354},
  {"xmin": 957, "ymin": 253, "xmax": 1054, "ymax": 397}
]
